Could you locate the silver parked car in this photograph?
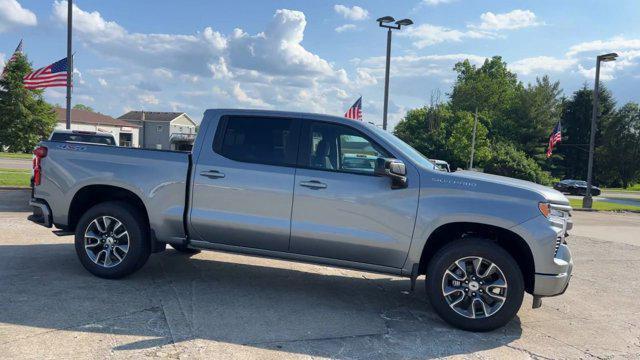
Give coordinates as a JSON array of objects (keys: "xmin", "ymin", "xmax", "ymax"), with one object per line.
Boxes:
[{"xmin": 28, "ymin": 109, "xmax": 573, "ymax": 331}]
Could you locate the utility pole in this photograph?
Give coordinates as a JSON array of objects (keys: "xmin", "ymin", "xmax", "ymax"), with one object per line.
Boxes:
[
  {"xmin": 583, "ymin": 53, "xmax": 617, "ymax": 209},
  {"xmin": 65, "ymin": 0, "xmax": 73, "ymax": 129},
  {"xmin": 377, "ymin": 16, "xmax": 412, "ymax": 130},
  {"xmin": 382, "ymin": 27, "xmax": 391, "ymax": 131},
  {"xmin": 469, "ymin": 107, "xmax": 478, "ymax": 170}
]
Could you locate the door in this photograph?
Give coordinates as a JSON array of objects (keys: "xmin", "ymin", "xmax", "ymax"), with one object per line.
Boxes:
[
  {"xmin": 290, "ymin": 121, "xmax": 420, "ymax": 268},
  {"xmin": 189, "ymin": 115, "xmax": 300, "ymax": 251}
]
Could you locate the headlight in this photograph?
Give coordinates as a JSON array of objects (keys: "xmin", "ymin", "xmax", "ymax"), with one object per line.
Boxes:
[{"xmin": 539, "ymin": 202, "xmax": 569, "ymax": 219}]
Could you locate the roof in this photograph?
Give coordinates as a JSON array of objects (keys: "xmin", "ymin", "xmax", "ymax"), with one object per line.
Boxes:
[
  {"xmin": 118, "ymin": 111, "xmax": 185, "ymax": 122},
  {"xmin": 54, "ymin": 108, "xmax": 140, "ymax": 128}
]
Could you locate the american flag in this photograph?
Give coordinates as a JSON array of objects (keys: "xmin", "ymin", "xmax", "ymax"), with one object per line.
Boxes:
[
  {"xmin": 344, "ymin": 96, "xmax": 362, "ymax": 121},
  {"xmin": 23, "ymin": 57, "xmax": 70, "ymax": 90},
  {"xmin": 546, "ymin": 121, "xmax": 562, "ymax": 158},
  {"xmin": 1, "ymin": 39, "xmax": 23, "ymax": 78}
]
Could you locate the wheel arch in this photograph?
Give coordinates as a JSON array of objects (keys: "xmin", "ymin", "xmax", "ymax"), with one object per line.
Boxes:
[
  {"xmin": 418, "ymin": 222, "xmax": 535, "ymax": 293},
  {"xmin": 68, "ymin": 185, "xmax": 150, "ymax": 233}
]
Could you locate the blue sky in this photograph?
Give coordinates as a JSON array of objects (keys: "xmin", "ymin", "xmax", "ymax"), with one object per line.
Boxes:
[{"xmin": 1, "ymin": 0, "xmax": 639, "ymax": 127}]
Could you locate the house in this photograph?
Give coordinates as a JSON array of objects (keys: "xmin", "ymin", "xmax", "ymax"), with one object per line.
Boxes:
[
  {"xmin": 54, "ymin": 108, "xmax": 141, "ymax": 147},
  {"xmin": 117, "ymin": 111, "xmax": 197, "ymax": 151}
]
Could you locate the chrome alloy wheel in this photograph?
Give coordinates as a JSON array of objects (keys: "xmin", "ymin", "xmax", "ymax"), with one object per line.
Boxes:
[
  {"xmin": 84, "ymin": 216, "xmax": 130, "ymax": 268},
  {"xmin": 441, "ymin": 256, "xmax": 508, "ymax": 319}
]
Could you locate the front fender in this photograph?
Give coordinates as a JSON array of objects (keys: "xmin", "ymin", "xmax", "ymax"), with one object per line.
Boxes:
[{"xmin": 402, "ymin": 190, "xmax": 539, "ymax": 274}]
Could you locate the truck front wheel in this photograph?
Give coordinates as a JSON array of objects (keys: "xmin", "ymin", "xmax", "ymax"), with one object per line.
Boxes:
[
  {"xmin": 74, "ymin": 201, "xmax": 151, "ymax": 279},
  {"xmin": 426, "ymin": 238, "xmax": 524, "ymax": 332}
]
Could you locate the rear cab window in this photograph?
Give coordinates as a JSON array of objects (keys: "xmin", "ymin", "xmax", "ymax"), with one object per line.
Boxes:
[{"xmin": 213, "ymin": 116, "xmax": 300, "ymax": 167}]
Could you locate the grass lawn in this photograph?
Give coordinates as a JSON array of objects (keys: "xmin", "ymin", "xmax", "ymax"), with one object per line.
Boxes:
[
  {"xmin": 0, "ymin": 168, "xmax": 31, "ymax": 187},
  {"xmin": 569, "ymin": 198, "xmax": 640, "ymax": 211},
  {"xmin": 602, "ymin": 184, "xmax": 640, "ymax": 192},
  {"xmin": 0, "ymin": 152, "xmax": 32, "ymax": 160}
]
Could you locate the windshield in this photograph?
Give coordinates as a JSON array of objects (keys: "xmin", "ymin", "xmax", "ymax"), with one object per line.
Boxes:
[
  {"xmin": 51, "ymin": 133, "xmax": 116, "ymax": 146},
  {"xmin": 366, "ymin": 124, "xmax": 437, "ymax": 170}
]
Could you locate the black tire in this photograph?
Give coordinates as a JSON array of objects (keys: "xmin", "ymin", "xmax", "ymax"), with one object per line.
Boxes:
[
  {"xmin": 170, "ymin": 243, "xmax": 201, "ymax": 254},
  {"xmin": 426, "ymin": 238, "xmax": 524, "ymax": 332},
  {"xmin": 74, "ymin": 201, "xmax": 151, "ymax": 279}
]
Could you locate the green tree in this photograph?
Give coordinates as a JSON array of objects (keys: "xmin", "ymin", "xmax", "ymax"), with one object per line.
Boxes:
[
  {"xmin": 484, "ymin": 142, "xmax": 553, "ymax": 185},
  {"xmin": 450, "ymin": 56, "xmax": 521, "ymax": 124},
  {"xmin": 558, "ymin": 85, "xmax": 615, "ymax": 182},
  {"xmin": 506, "ymin": 76, "xmax": 563, "ymax": 165},
  {"xmin": 0, "ymin": 53, "xmax": 57, "ymax": 152},
  {"xmin": 596, "ymin": 102, "xmax": 640, "ymax": 188},
  {"xmin": 447, "ymin": 111, "xmax": 491, "ymax": 169},
  {"xmin": 393, "ymin": 105, "xmax": 452, "ymax": 162},
  {"xmin": 73, "ymin": 103, "xmax": 95, "ymax": 112}
]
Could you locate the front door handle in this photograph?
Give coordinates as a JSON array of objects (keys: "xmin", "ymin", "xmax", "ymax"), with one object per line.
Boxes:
[
  {"xmin": 200, "ymin": 170, "xmax": 225, "ymax": 179},
  {"xmin": 300, "ymin": 180, "xmax": 327, "ymax": 189}
]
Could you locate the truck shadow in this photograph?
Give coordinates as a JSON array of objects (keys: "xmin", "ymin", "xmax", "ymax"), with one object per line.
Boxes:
[{"xmin": 0, "ymin": 243, "xmax": 523, "ymax": 358}]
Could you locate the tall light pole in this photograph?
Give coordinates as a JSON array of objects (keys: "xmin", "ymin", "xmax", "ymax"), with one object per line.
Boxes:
[
  {"xmin": 377, "ymin": 16, "xmax": 412, "ymax": 130},
  {"xmin": 65, "ymin": 0, "xmax": 73, "ymax": 129},
  {"xmin": 583, "ymin": 52, "xmax": 617, "ymax": 209}
]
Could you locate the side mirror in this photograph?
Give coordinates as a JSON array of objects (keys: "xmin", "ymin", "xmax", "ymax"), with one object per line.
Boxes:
[{"xmin": 375, "ymin": 157, "xmax": 408, "ymax": 189}]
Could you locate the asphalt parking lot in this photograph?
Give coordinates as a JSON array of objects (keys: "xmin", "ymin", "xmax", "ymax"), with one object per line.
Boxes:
[{"xmin": 1, "ymin": 189, "xmax": 639, "ymax": 359}]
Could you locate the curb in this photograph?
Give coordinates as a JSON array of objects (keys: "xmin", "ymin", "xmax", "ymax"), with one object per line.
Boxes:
[{"xmin": 0, "ymin": 187, "xmax": 30, "ymax": 191}]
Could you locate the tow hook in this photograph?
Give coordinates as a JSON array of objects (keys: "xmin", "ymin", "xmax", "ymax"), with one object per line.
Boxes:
[{"xmin": 532, "ymin": 295, "xmax": 542, "ymax": 309}]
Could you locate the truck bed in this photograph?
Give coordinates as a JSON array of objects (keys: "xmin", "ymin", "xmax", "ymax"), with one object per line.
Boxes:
[{"xmin": 33, "ymin": 141, "xmax": 191, "ymax": 242}]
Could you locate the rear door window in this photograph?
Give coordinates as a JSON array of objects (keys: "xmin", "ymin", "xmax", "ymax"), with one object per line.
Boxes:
[{"xmin": 216, "ymin": 116, "xmax": 300, "ymax": 166}]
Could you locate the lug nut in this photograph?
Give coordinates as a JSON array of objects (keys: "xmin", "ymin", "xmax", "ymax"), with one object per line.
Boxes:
[{"xmin": 472, "ymin": 292, "xmax": 476, "ymax": 296}]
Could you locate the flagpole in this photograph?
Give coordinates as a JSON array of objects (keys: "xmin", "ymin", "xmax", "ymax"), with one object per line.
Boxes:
[{"xmin": 65, "ymin": 0, "xmax": 73, "ymax": 129}]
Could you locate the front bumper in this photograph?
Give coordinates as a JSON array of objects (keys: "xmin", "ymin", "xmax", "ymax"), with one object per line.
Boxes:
[
  {"xmin": 28, "ymin": 198, "xmax": 52, "ymax": 228},
  {"xmin": 534, "ymin": 243, "xmax": 573, "ymax": 296},
  {"xmin": 511, "ymin": 208, "xmax": 574, "ymax": 297}
]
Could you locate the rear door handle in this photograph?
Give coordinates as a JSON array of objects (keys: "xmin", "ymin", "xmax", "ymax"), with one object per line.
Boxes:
[
  {"xmin": 200, "ymin": 170, "xmax": 225, "ymax": 179},
  {"xmin": 300, "ymin": 180, "xmax": 327, "ymax": 189}
]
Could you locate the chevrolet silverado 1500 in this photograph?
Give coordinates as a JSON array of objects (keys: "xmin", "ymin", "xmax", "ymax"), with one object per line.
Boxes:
[{"xmin": 28, "ymin": 109, "xmax": 573, "ymax": 331}]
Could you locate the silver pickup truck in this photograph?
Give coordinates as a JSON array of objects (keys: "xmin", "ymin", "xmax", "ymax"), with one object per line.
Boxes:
[{"xmin": 28, "ymin": 109, "xmax": 573, "ymax": 331}]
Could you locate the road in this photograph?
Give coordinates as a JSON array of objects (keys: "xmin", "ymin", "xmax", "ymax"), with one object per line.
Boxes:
[{"xmin": 0, "ymin": 189, "xmax": 639, "ymax": 359}]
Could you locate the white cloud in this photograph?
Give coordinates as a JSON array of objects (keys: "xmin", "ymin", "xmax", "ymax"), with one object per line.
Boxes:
[
  {"xmin": 97, "ymin": 78, "xmax": 108, "ymax": 87},
  {"xmin": 566, "ymin": 36, "xmax": 640, "ymax": 57},
  {"xmin": 53, "ymin": 0, "xmax": 226, "ymax": 76},
  {"xmin": 358, "ymin": 53, "xmax": 487, "ymax": 79},
  {"xmin": 401, "ymin": 24, "xmax": 489, "ymax": 48},
  {"xmin": 333, "ymin": 5, "xmax": 369, "ymax": 21},
  {"xmin": 0, "ymin": 0, "xmax": 37, "ymax": 33},
  {"xmin": 335, "ymin": 24, "xmax": 357, "ymax": 33},
  {"xmin": 153, "ymin": 68, "xmax": 173, "ymax": 79},
  {"xmin": 402, "ymin": 10, "xmax": 540, "ymax": 48},
  {"xmin": 76, "ymin": 94, "xmax": 95, "ymax": 103},
  {"xmin": 473, "ymin": 9, "xmax": 541, "ymax": 31},
  {"xmin": 0, "ymin": 52, "xmax": 5, "ymax": 72},
  {"xmin": 422, "ymin": 0, "xmax": 455, "ymax": 5},
  {"xmin": 576, "ymin": 50, "xmax": 640, "ymax": 81},
  {"xmin": 509, "ymin": 56, "xmax": 578, "ymax": 75},
  {"xmin": 232, "ymin": 83, "xmax": 270, "ymax": 108},
  {"xmin": 138, "ymin": 94, "xmax": 159, "ymax": 105}
]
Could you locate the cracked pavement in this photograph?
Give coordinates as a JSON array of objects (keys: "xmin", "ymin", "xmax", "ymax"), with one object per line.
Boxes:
[{"xmin": 1, "ymin": 189, "xmax": 639, "ymax": 359}]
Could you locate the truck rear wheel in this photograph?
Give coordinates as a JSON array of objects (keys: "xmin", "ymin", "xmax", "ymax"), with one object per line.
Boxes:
[
  {"xmin": 74, "ymin": 201, "xmax": 150, "ymax": 279},
  {"xmin": 426, "ymin": 238, "xmax": 524, "ymax": 332}
]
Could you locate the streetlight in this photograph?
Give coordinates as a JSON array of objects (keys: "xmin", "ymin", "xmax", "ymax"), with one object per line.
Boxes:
[
  {"xmin": 377, "ymin": 16, "xmax": 413, "ymax": 130},
  {"xmin": 583, "ymin": 52, "xmax": 618, "ymax": 209}
]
